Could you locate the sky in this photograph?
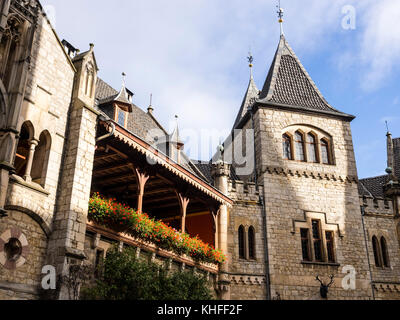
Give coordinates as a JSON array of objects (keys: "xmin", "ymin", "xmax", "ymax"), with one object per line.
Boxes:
[{"xmin": 40, "ymin": 0, "xmax": 400, "ymax": 179}]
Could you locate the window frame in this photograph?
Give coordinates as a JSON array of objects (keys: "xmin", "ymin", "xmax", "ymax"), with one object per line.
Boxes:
[
  {"xmin": 114, "ymin": 105, "xmax": 128, "ymax": 128},
  {"xmin": 294, "ymin": 130, "xmax": 306, "ymax": 162},
  {"xmin": 282, "ymin": 133, "xmax": 294, "ymax": 160},
  {"xmin": 306, "ymin": 132, "xmax": 319, "ymax": 163},
  {"xmin": 320, "ymin": 138, "xmax": 332, "ymax": 165},
  {"xmin": 248, "ymin": 226, "xmax": 256, "ymax": 260},
  {"xmin": 238, "ymin": 225, "xmax": 246, "ymax": 260}
]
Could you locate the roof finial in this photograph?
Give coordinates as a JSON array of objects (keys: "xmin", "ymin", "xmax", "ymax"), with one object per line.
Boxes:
[
  {"xmin": 247, "ymin": 50, "xmax": 254, "ymax": 78},
  {"xmin": 122, "ymin": 72, "xmax": 126, "ymax": 87},
  {"xmin": 147, "ymin": 93, "xmax": 154, "ymax": 114},
  {"xmin": 385, "ymin": 120, "xmax": 391, "ymax": 135},
  {"xmin": 277, "ymin": 0, "xmax": 284, "ymax": 36}
]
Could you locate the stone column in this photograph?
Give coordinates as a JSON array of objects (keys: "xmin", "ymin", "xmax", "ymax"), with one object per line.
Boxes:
[
  {"xmin": 211, "ymin": 162, "xmax": 231, "ymax": 300},
  {"xmin": 47, "ymin": 105, "xmax": 98, "ymax": 300},
  {"xmin": 23, "ymin": 138, "xmax": 39, "ymax": 182}
]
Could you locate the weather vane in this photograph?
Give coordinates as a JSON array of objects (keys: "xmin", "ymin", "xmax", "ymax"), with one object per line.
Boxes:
[
  {"xmin": 385, "ymin": 120, "xmax": 390, "ymax": 134},
  {"xmin": 277, "ymin": 0, "xmax": 284, "ymax": 36},
  {"xmin": 247, "ymin": 51, "xmax": 253, "ymax": 68}
]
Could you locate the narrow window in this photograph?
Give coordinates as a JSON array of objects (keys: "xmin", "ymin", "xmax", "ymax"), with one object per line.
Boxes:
[
  {"xmin": 94, "ymin": 249, "xmax": 104, "ymax": 278},
  {"xmin": 14, "ymin": 123, "xmax": 31, "ymax": 177},
  {"xmin": 321, "ymin": 139, "xmax": 330, "ymax": 164},
  {"xmin": 307, "ymin": 133, "xmax": 318, "ymax": 163},
  {"xmin": 294, "ymin": 131, "xmax": 305, "ymax": 161},
  {"xmin": 282, "ymin": 134, "xmax": 292, "ymax": 160},
  {"xmin": 300, "ymin": 228, "xmax": 311, "ymax": 261},
  {"xmin": 238, "ymin": 225, "xmax": 245, "ymax": 259},
  {"xmin": 325, "ymin": 231, "xmax": 335, "ymax": 263},
  {"xmin": 381, "ymin": 237, "xmax": 390, "ymax": 268},
  {"xmin": 312, "ymin": 220, "xmax": 323, "ymax": 262},
  {"xmin": 372, "ymin": 236, "xmax": 382, "ymax": 267},
  {"xmin": 248, "ymin": 226, "xmax": 255, "ymax": 260},
  {"xmin": 116, "ymin": 107, "xmax": 126, "ymax": 127}
]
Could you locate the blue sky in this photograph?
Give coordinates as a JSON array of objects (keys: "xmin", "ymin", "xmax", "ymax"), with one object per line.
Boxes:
[{"xmin": 41, "ymin": 0, "xmax": 400, "ymax": 179}]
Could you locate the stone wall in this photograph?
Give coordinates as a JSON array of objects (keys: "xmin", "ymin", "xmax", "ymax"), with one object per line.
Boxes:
[
  {"xmin": 228, "ymin": 182, "xmax": 267, "ymax": 300},
  {"xmin": 0, "ymin": 210, "xmax": 48, "ymax": 300},
  {"xmin": 254, "ymin": 107, "xmax": 373, "ymax": 300}
]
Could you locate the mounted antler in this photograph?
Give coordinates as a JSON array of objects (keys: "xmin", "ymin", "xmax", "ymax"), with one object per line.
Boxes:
[{"xmin": 315, "ymin": 275, "xmax": 335, "ymax": 299}]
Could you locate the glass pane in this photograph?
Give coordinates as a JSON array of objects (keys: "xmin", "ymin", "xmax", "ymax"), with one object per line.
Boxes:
[
  {"xmin": 238, "ymin": 226, "xmax": 245, "ymax": 259},
  {"xmin": 321, "ymin": 141, "xmax": 329, "ymax": 164},
  {"xmin": 314, "ymin": 240, "xmax": 323, "ymax": 261},
  {"xmin": 248, "ymin": 228, "xmax": 255, "ymax": 259},
  {"xmin": 118, "ymin": 109, "xmax": 126, "ymax": 127},
  {"xmin": 295, "ymin": 132, "xmax": 305, "ymax": 161},
  {"xmin": 326, "ymin": 231, "xmax": 335, "ymax": 262},
  {"xmin": 282, "ymin": 135, "xmax": 292, "ymax": 160},
  {"xmin": 301, "ymin": 229, "xmax": 310, "ymax": 261},
  {"xmin": 312, "ymin": 220, "xmax": 320, "ymax": 239},
  {"xmin": 307, "ymin": 134, "xmax": 317, "ymax": 162}
]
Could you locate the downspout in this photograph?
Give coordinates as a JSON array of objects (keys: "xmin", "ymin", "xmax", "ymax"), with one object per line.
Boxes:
[
  {"xmin": 360, "ymin": 205, "xmax": 375, "ymax": 300},
  {"xmin": 248, "ymin": 106, "xmax": 271, "ymax": 300},
  {"xmin": 96, "ymin": 117, "xmax": 115, "ymax": 142}
]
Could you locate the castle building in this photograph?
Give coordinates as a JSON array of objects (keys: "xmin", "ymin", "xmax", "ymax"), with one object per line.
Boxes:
[{"xmin": 0, "ymin": 0, "xmax": 399, "ymax": 300}]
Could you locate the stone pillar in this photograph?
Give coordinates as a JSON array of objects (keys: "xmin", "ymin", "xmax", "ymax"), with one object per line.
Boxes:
[
  {"xmin": 211, "ymin": 162, "xmax": 231, "ymax": 300},
  {"xmin": 47, "ymin": 104, "xmax": 98, "ymax": 300},
  {"xmin": 23, "ymin": 138, "xmax": 39, "ymax": 182}
]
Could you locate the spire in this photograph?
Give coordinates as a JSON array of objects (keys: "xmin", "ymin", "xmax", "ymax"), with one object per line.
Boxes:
[
  {"xmin": 258, "ymin": 35, "xmax": 354, "ymax": 119},
  {"xmin": 114, "ymin": 72, "xmax": 133, "ymax": 108},
  {"xmin": 147, "ymin": 93, "xmax": 154, "ymax": 114},
  {"xmin": 169, "ymin": 115, "xmax": 184, "ymax": 148},
  {"xmin": 277, "ymin": 1, "xmax": 284, "ymax": 36},
  {"xmin": 232, "ymin": 54, "xmax": 260, "ymax": 129},
  {"xmin": 387, "ymin": 121, "xmax": 394, "ymax": 171}
]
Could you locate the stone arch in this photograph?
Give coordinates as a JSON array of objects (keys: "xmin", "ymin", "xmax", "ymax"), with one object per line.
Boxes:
[
  {"xmin": 14, "ymin": 121, "xmax": 35, "ymax": 177},
  {"xmin": 4, "ymin": 205, "xmax": 51, "ymax": 237}
]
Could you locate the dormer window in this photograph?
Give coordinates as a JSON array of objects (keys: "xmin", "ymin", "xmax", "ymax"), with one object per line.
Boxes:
[{"xmin": 114, "ymin": 106, "xmax": 127, "ymax": 127}]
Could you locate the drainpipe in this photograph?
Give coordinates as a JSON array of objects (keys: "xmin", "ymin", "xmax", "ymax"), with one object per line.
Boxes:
[
  {"xmin": 96, "ymin": 116, "xmax": 115, "ymax": 142},
  {"xmin": 248, "ymin": 105, "xmax": 271, "ymax": 300},
  {"xmin": 361, "ymin": 205, "xmax": 375, "ymax": 300}
]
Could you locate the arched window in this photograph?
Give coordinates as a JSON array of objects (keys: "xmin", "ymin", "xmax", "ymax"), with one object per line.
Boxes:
[
  {"xmin": 238, "ymin": 225, "xmax": 245, "ymax": 259},
  {"xmin": 14, "ymin": 122, "xmax": 34, "ymax": 177},
  {"xmin": 320, "ymin": 139, "xmax": 331, "ymax": 164},
  {"xmin": 31, "ymin": 131, "xmax": 51, "ymax": 187},
  {"xmin": 294, "ymin": 131, "xmax": 305, "ymax": 161},
  {"xmin": 248, "ymin": 226, "xmax": 255, "ymax": 260},
  {"xmin": 372, "ymin": 236, "xmax": 382, "ymax": 267},
  {"xmin": 380, "ymin": 237, "xmax": 390, "ymax": 268},
  {"xmin": 307, "ymin": 133, "xmax": 318, "ymax": 163},
  {"xmin": 282, "ymin": 134, "xmax": 292, "ymax": 160}
]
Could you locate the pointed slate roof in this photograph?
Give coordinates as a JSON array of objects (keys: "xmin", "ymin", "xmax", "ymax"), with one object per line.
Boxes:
[
  {"xmin": 258, "ymin": 35, "xmax": 354, "ymax": 119},
  {"xmin": 233, "ymin": 75, "xmax": 259, "ymax": 129}
]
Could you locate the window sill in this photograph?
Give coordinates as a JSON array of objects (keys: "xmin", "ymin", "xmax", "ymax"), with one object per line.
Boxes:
[
  {"xmin": 9, "ymin": 174, "xmax": 50, "ymax": 196},
  {"xmin": 301, "ymin": 261, "xmax": 340, "ymax": 267}
]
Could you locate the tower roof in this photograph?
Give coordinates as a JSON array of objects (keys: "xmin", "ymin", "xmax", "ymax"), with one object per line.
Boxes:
[
  {"xmin": 169, "ymin": 116, "xmax": 184, "ymax": 146},
  {"xmin": 258, "ymin": 35, "xmax": 354, "ymax": 119},
  {"xmin": 232, "ymin": 75, "xmax": 259, "ymax": 129}
]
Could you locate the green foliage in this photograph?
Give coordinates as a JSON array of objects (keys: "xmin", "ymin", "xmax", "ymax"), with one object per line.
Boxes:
[{"xmin": 80, "ymin": 246, "xmax": 214, "ymax": 300}]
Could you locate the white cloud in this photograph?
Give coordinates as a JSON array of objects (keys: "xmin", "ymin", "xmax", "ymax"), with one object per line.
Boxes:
[
  {"xmin": 358, "ymin": 0, "xmax": 400, "ymax": 91},
  {"xmin": 40, "ymin": 0, "xmax": 399, "ymax": 160}
]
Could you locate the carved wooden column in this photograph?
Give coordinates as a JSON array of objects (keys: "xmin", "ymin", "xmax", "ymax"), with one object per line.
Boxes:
[
  {"xmin": 23, "ymin": 138, "xmax": 38, "ymax": 182},
  {"xmin": 210, "ymin": 208, "xmax": 219, "ymax": 249},
  {"xmin": 178, "ymin": 193, "xmax": 190, "ymax": 233},
  {"xmin": 135, "ymin": 168, "xmax": 150, "ymax": 213}
]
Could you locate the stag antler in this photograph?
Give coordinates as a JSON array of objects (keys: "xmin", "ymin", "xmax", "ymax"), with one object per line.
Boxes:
[{"xmin": 327, "ymin": 274, "xmax": 335, "ymax": 288}]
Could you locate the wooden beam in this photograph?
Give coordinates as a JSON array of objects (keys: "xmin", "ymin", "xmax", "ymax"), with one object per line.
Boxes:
[{"xmin": 93, "ymin": 162, "xmax": 131, "ymax": 175}]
